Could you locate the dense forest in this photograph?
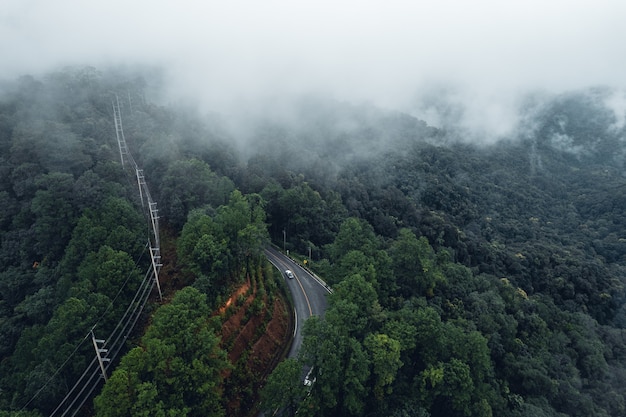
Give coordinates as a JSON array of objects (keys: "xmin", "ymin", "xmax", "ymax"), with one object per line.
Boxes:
[{"xmin": 1, "ymin": 67, "xmax": 625, "ymax": 417}]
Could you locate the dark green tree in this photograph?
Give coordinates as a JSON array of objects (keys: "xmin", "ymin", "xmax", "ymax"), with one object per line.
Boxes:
[
  {"xmin": 364, "ymin": 333, "xmax": 402, "ymax": 400},
  {"xmin": 158, "ymin": 158, "xmax": 234, "ymax": 229},
  {"xmin": 94, "ymin": 287, "xmax": 230, "ymax": 417},
  {"xmin": 389, "ymin": 229, "xmax": 446, "ymax": 298},
  {"xmin": 260, "ymin": 358, "xmax": 307, "ymax": 416}
]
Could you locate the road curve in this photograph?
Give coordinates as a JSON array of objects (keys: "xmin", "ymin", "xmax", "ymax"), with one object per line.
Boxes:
[{"xmin": 264, "ymin": 247, "xmax": 330, "ymax": 358}]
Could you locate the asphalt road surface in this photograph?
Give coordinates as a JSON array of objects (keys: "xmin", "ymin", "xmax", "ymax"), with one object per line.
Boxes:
[{"xmin": 264, "ymin": 247, "xmax": 330, "ymax": 358}]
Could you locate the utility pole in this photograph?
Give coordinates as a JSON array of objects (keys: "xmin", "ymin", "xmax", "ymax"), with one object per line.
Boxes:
[
  {"xmin": 91, "ymin": 331, "xmax": 110, "ymax": 381},
  {"xmin": 150, "ymin": 245, "xmax": 163, "ymax": 301},
  {"xmin": 283, "ymin": 229, "xmax": 286, "ymax": 252},
  {"xmin": 112, "ymin": 95, "xmax": 129, "ymax": 167},
  {"xmin": 136, "ymin": 169, "xmax": 145, "ymax": 207}
]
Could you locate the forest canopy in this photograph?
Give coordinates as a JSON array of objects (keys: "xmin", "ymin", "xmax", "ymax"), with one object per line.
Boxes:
[{"xmin": 1, "ymin": 67, "xmax": 625, "ymax": 417}]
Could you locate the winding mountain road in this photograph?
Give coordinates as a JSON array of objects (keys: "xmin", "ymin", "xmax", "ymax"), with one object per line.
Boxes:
[{"xmin": 264, "ymin": 247, "xmax": 330, "ymax": 358}]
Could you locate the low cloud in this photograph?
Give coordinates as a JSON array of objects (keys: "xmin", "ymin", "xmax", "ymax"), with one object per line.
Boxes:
[
  {"xmin": 604, "ymin": 91, "xmax": 626, "ymax": 133},
  {"xmin": 2, "ymin": 0, "xmax": 626, "ymax": 139}
]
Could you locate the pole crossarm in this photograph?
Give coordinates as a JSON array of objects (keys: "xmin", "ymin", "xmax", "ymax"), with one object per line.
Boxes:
[{"xmin": 91, "ymin": 332, "xmax": 110, "ymax": 382}]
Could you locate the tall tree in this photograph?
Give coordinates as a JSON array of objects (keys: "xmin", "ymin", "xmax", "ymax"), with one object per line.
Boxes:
[
  {"xmin": 95, "ymin": 287, "xmax": 230, "ymax": 417},
  {"xmin": 330, "ymin": 217, "xmax": 379, "ymax": 262},
  {"xmin": 389, "ymin": 228, "xmax": 446, "ymax": 298},
  {"xmin": 260, "ymin": 359, "xmax": 307, "ymax": 416},
  {"xmin": 158, "ymin": 158, "xmax": 234, "ymax": 229},
  {"xmin": 364, "ymin": 333, "xmax": 402, "ymax": 400}
]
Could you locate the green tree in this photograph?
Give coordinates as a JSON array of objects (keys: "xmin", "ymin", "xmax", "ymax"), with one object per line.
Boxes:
[
  {"xmin": 76, "ymin": 245, "xmax": 141, "ymax": 300},
  {"xmin": 330, "ymin": 217, "xmax": 379, "ymax": 262},
  {"xmin": 301, "ymin": 314, "xmax": 371, "ymax": 416},
  {"xmin": 95, "ymin": 287, "xmax": 230, "ymax": 417},
  {"xmin": 419, "ymin": 359, "xmax": 476, "ymax": 417},
  {"xmin": 57, "ymin": 196, "xmax": 144, "ymax": 297},
  {"xmin": 327, "ymin": 273, "xmax": 380, "ymax": 338},
  {"xmin": 260, "ymin": 359, "xmax": 307, "ymax": 416},
  {"xmin": 191, "ymin": 233, "xmax": 228, "ymax": 278},
  {"xmin": 389, "ymin": 229, "xmax": 446, "ymax": 298},
  {"xmin": 158, "ymin": 159, "xmax": 234, "ymax": 229},
  {"xmin": 9, "ymin": 120, "xmax": 92, "ymax": 177},
  {"xmin": 30, "ymin": 172, "xmax": 78, "ymax": 261},
  {"xmin": 94, "ymin": 367, "xmax": 141, "ymax": 417},
  {"xmin": 177, "ymin": 210, "xmax": 221, "ymax": 266},
  {"xmin": 276, "ymin": 182, "xmax": 345, "ymax": 253},
  {"xmin": 215, "ymin": 190, "xmax": 269, "ymax": 266},
  {"xmin": 364, "ymin": 333, "xmax": 402, "ymax": 400},
  {"xmin": 332, "ymin": 250, "xmax": 377, "ymax": 286}
]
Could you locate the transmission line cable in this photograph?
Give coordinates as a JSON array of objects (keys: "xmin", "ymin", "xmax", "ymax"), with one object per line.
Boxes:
[
  {"xmin": 45, "ymin": 91, "xmax": 162, "ymax": 416},
  {"xmin": 18, "ymin": 331, "xmax": 92, "ymax": 412}
]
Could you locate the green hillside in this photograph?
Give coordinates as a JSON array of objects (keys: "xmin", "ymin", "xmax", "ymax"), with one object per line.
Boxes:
[{"xmin": 1, "ymin": 68, "xmax": 625, "ymax": 417}]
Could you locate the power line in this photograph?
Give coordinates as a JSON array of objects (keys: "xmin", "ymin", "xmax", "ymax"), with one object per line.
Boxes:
[
  {"xmin": 18, "ymin": 332, "xmax": 92, "ymax": 412},
  {"xmin": 50, "ymin": 95, "xmax": 163, "ymax": 416},
  {"xmin": 20, "ymin": 92, "xmax": 163, "ymax": 416}
]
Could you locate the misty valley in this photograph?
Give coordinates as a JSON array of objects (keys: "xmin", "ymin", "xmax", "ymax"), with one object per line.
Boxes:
[{"xmin": 1, "ymin": 67, "xmax": 626, "ymax": 417}]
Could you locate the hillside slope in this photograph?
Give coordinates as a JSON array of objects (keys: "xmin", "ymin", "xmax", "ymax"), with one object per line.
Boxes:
[{"xmin": 1, "ymin": 68, "xmax": 625, "ymax": 416}]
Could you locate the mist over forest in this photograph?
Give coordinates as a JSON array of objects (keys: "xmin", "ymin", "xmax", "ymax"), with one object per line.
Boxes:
[
  {"xmin": 2, "ymin": 2, "xmax": 626, "ymax": 416},
  {"xmin": 0, "ymin": 65, "xmax": 625, "ymax": 417}
]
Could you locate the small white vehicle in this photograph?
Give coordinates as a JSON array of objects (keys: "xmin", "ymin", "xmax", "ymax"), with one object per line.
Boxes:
[
  {"xmin": 304, "ymin": 367, "xmax": 316, "ymax": 387},
  {"xmin": 285, "ymin": 269, "xmax": 295, "ymax": 279}
]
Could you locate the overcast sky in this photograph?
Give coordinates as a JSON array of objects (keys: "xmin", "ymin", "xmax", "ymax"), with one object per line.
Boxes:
[{"xmin": 2, "ymin": 0, "xmax": 625, "ymax": 135}]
